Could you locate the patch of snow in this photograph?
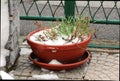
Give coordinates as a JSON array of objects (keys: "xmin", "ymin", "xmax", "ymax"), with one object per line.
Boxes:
[
  {"xmin": 32, "ymin": 74, "xmax": 59, "ymax": 80},
  {"xmin": 20, "ymin": 48, "xmax": 32, "ymax": 55},
  {"xmin": 8, "ymin": 70, "xmax": 15, "ymax": 78},
  {"xmin": 50, "ymin": 71, "xmax": 54, "ymax": 74},
  {"xmin": 0, "ymin": 71, "xmax": 14, "ymax": 80},
  {"xmin": 49, "ymin": 59, "xmax": 63, "ymax": 65},
  {"xmin": 59, "ymin": 70, "xmax": 66, "ymax": 73},
  {"xmin": 22, "ymin": 40, "xmax": 28, "ymax": 45},
  {"xmin": 41, "ymin": 68, "xmax": 50, "ymax": 72}
]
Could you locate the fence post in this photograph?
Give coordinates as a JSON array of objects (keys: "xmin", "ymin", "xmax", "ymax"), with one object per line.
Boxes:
[{"xmin": 64, "ymin": 0, "xmax": 75, "ymax": 19}]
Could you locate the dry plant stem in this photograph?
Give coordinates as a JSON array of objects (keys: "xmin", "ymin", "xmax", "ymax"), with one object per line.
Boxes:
[
  {"xmin": 33, "ymin": 21, "xmax": 42, "ymax": 28},
  {"xmin": 56, "ymin": 18, "xmax": 60, "ymax": 26},
  {"xmin": 77, "ymin": 34, "xmax": 84, "ymax": 42},
  {"xmin": 33, "ymin": 21, "xmax": 49, "ymax": 30},
  {"xmin": 93, "ymin": 28, "xmax": 98, "ymax": 38},
  {"xmin": 43, "ymin": 31, "xmax": 49, "ymax": 39},
  {"xmin": 48, "ymin": 31, "xmax": 54, "ymax": 40},
  {"xmin": 85, "ymin": 17, "xmax": 89, "ymax": 27},
  {"xmin": 34, "ymin": 35, "xmax": 46, "ymax": 41},
  {"xmin": 34, "ymin": 35, "xmax": 42, "ymax": 41},
  {"xmin": 38, "ymin": 35, "xmax": 46, "ymax": 41},
  {"xmin": 71, "ymin": 26, "xmax": 77, "ymax": 41}
]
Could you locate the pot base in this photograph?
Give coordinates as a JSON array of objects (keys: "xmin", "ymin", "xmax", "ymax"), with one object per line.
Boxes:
[{"xmin": 29, "ymin": 51, "xmax": 91, "ymax": 71}]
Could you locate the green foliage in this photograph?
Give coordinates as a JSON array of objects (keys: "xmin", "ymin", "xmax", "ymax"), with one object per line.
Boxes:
[
  {"xmin": 40, "ymin": 16, "xmax": 92, "ymax": 42},
  {"xmin": 58, "ymin": 16, "xmax": 75, "ymax": 37}
]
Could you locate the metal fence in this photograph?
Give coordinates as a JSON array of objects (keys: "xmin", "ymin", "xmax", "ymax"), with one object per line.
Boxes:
[{"xmin": 19, "ymin": 0, "xmax": 120, "ymax": 48}]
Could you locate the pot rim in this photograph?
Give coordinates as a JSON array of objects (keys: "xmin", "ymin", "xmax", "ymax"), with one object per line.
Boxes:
[{"xmin": 26, "ymin": 28, "xmax": 92, "ymax": 48}]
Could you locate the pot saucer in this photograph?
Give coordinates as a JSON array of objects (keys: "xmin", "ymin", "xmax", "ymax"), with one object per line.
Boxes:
[{"xmin": 29, "ymin": 51, "xmax": 91, "ymax": 71}]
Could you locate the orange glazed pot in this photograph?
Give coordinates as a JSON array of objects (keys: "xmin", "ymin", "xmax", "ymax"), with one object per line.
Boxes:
[{"xmin": 26, "ymin": 28, "xmax": 91, "ymax": 63}]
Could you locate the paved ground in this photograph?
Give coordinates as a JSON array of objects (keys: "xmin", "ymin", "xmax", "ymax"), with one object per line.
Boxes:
[{"xmin": 10, "ymin": 44, "xmax": 119, "ymax": 80}]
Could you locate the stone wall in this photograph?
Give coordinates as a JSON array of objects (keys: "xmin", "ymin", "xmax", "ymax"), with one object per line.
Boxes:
[{"xmin": 4, "ymin": 0, "xmax": 20, "ymax": 71}]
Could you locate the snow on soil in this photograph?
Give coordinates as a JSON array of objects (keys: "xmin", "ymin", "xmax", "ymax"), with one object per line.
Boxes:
[{"xmin": 30, "ymin": 29, "xmax": 87, "ymax": 45}]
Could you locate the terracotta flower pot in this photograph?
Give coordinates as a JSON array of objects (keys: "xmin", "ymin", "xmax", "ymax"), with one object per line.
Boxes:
[{"xmin": 27, "ymin": 28, "xmax": 91, "ymax": 63}]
